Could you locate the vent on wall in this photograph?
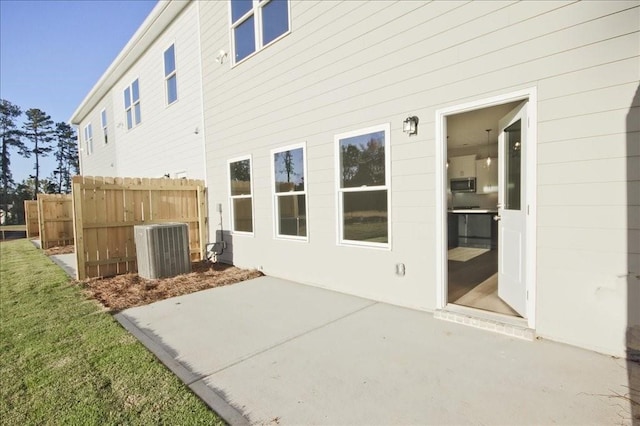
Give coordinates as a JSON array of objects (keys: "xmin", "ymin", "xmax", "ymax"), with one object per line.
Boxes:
[{"xmin": 134, "ymin": 223, "xmax": 191, "ymax": 279}]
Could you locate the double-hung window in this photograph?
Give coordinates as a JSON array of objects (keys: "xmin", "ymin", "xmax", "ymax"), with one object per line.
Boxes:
[
  {"xmin": 230, "ymin": 0, "xmax": 290, "ymax": 64},
  {"xmin": 272, "ymin": 143, "xmax": 307, "ymax": 239},
  {"xmin": 335, "ymin": 124, "xmax": 391, "ymax": 248},
  {"xmin": 124, "ymin": 79, "xmax": 141, "ymax": 129},
  {"xmin": 84, "ymin": 123, "xmax": 93, "ymax": 156},
  {"xmin": 164, "ymin": 44, "xmax": 178, "ymax": 105},
  {"xmin": 229, "ymin": 156, "xmax": 253, "ymax": 233},
  {"xmin": 100, "ymin": 109, "xmax": 108, "ymax": 144}
]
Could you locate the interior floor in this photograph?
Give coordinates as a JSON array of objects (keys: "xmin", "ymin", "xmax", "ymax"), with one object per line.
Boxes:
[{"xmin": 447, "ymin": 249, "xmax": 520, "ymax": 317}]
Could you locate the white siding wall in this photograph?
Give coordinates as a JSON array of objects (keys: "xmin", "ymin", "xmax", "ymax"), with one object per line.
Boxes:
[
  {"xmin": 79, "ymin": 2, "xmax": 206, "ymax": 180},
  {"xmin": 199, "ymin": 0, "xmax": 639, "ymax": 357},
  {"xmin": 78, "ymin": 95, "xmax": 117, "ymax": 176}
]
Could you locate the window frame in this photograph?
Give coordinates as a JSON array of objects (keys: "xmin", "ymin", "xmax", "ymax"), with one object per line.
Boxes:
[
  {"xmin": 228, "ymin": 155, "xmax": 255, "ymax": 236},
  {"xmin": 163, "ymin": 43, "xmax": 178, "ymax": 106},
  {"xmin": 84, "ymin": 123, "xmax": 93, "ymax": 156},
  {"xmin": 228, "ymin": 0, "xmax": 291, "ymax": 66},
  {"xmin": 271, "ymin": 142, "xmax": 308, "ymax": 241},
  {"xmin": 334, "ymin": 123, "xmax": 392, "ymax": 249},
  {"xmin": 100, "ymin": 108, "xmax": 108, "ymax": 145},
  {"xmin": 124, "ymin": 78, "xmax": 141, "ymax": 130}
]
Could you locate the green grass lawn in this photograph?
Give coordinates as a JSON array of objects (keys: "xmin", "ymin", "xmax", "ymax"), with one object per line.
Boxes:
[{"xmin": 0, "ymin": 239, "xmax": 225, "ymax": 425}]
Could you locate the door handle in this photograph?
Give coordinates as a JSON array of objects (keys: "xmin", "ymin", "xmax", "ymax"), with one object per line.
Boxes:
[{"xmin": 493, "ymin": 215, "xmax": 501, "ymax": 222}]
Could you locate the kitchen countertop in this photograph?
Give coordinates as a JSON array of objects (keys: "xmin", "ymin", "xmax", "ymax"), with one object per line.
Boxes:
[{"xmin": 448, "ymin": 209, "xmax": 498, "ymax": 214}]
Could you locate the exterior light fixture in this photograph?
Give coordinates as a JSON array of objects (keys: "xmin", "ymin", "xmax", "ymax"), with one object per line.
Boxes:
[
  {"xmin": 403, "ymin": 115, "xmax": 419, "ymax": 135},
  {"xmin": 215, "ymin": 49, "xmax": 228, "ymax": 64}
]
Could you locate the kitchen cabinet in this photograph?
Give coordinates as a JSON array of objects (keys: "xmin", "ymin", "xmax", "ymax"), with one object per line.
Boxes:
[
  {"xmin": 456, "ymin": 212, "xmax": 496, "ymax": 249},
  {"xmin": 475, "ymin": 158, "xmax": 498, "ymax": 194},
  {"xmin": 447, "ymin": 213, "xmax": 458, "ymax": 248},
  {"xmin": 448, "ymin": 155, "xmax": 476, "ymax": 179}
]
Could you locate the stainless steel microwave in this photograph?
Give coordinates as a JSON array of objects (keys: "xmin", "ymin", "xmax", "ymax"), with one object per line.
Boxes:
[{"xmin": 450, "ymin": 177, "xmax": 476, "ymax": 193}]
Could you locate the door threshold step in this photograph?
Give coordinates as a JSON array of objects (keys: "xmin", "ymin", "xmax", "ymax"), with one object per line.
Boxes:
[{"xmin": 435, "ymin": 307, "xmax": 534, "ymax": 341}]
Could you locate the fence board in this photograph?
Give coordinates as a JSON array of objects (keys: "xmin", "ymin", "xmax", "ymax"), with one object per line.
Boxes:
[
  {"xmin": 37, "ymin": 194, "xmax": 74, "ymax": 249},
  {"xmin": 72, "ymin": 176, "xmax": 207, "ymax": 280},
  {"xmin": 24, "ymin": 200, "xmax": 39, "ymax": 238}
]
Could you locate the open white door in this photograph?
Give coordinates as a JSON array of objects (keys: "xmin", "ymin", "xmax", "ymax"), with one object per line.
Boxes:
[{"xmin": 497, "ymin": 102, "xmax": 528, "ymax": 318}]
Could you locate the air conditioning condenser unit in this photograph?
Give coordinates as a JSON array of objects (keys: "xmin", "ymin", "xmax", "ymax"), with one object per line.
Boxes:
[{"xmin": 134, "ymin": 223, "xmax": 191, "ymax": 279}]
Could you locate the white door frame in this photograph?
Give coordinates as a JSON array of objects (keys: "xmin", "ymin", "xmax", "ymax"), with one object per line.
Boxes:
[{"xmin": 434, "ymin": 87, "xmax": 538, "ymax": 329}]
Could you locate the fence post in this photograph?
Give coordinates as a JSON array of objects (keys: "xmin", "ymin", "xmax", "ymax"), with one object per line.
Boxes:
[
  {"xmin": 197, "ymin": 184, "xmax": 207, "ymax": 259},
  {"xmin": 72, "ymin": 177, "xmax": 86, "ymax": 280},
  {"xmin": 37, "ymin": 195, "xmax": 45, "ymax": 248}
]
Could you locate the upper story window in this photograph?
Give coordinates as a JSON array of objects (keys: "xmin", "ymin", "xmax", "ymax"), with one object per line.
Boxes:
[
  {"xmin": 164, "ymin": 44, "xmax": 178, "ymax": 105},
  {"xmin": 228, "ymin": 156, "xmax": 253, "ymax": 234},
  {"xmin": 335, "ymin": 124, "xmax": 391, "ymax": 248},
  {"xmin": 100, "ymin": 109, "xmax": 108, "ymax": 144},
  {"xmin": 272, "ymin": 143, "xmax": 307, "ymax": 239},
  {"xmin": 230, "ymin": 0, "xmax": 290, "ymax": 64},
  {"xmin": 84, "ymin": 123, "xmax": 93, "ymax": 156},
  {"xmin": 124, "ymin": 79, "xmax": 141, "ymax": 130}
]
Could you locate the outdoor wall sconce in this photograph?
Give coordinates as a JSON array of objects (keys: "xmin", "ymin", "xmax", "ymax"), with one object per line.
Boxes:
[
  {"xmin": 215, "ymin": 49, "xmax": 228, "ymax": 64},
  {"xmin": 403, "ymin": 115, "xmax": 419, "ymax": 135}
]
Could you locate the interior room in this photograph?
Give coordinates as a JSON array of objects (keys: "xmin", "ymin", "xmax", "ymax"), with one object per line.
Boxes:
[{"xmin": 446, "ymin": 101, "xmax": 521, "ymax": 317}]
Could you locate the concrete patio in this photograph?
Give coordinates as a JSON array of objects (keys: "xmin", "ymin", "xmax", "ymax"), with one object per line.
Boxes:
[
  {"xmin": 35, "ymin": 239, "xmax": 637, "ymax": 424},
  {"xmin": 114, "ymin": 276, "xmax": 638, "ymax": 425}
]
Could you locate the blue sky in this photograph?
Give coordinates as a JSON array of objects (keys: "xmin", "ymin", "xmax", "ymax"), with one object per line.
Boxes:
[{"xmin": 0, "ymin": 0, "xmax": 157, "ymax": 184}]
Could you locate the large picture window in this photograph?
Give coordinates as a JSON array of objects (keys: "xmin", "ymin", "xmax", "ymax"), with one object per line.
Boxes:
[
  {"xmin": 230, "ymin": 0, "xmax": 290, "ymax": 64},
  {"xmin": 272, "ymin": 143, "xmax": 307, "ymax": 239},
  {"xmin": 335, "ymin": 124, "xmax": 391, "ymax": 247},
  {"xmin": 229, "ymin": 156, "xmax": 253, "ymax": 234},
  {"xmin": 124, "ymin": 78, "xmax": 141, "ymax": 130},
  {"xmin": 164, "ymin": 44, "xmax": 178, "ymax": 105}
]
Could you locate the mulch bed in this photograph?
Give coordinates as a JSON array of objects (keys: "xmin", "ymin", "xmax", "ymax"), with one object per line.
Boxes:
[
  {"xmin": 44, "ymin": 245, "xmax": 75, "ymax": 255},
  {"xmin": 79, "ymin": 261, "xmax": 263, "ymax": 312},
  {"xmin": 41, "ymin": 244, "xmax": 263, "ymax": 312}
]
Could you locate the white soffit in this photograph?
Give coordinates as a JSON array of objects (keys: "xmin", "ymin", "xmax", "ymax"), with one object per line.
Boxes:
[{"xmin": 69, "ymin": 0, "xmax": 190, "ymax": 125}]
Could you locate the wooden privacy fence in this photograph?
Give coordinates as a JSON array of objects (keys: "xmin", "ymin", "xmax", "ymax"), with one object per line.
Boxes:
[
  {"xmin": 38, "ymin": 194, "xmax": 74, "ymax": 248},
  {"xmin": 24, "ymin": 200, "xmax": 39, "ymax": 238},
  {"xmin": 72, "ymin": 176, "xmax": 207, "ymax": 280}
]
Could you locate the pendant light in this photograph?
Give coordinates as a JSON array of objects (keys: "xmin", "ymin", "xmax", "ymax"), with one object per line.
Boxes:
[
  {"xmin": 485, "ymin": 129, "xmax": 492, "ymax": 167},
  {"xmin": 446, "ymin": 136, "xmax": 449, "ymax": 169}
]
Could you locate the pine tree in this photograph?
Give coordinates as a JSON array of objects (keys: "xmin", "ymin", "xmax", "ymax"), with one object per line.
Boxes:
[
  {"xmin": 0, "ymin": 99, "xmax": 26, "ymax": 213},
  {"xmin": 50, "ymin": 122, "xmax": 78, "ymax": 193},
  {"xmin": 22, "ymin": 108, "xmax": 54, "ymax": 198}
]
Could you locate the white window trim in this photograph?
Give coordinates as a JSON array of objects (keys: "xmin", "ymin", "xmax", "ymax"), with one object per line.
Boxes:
[
  {"xmin": 164, "ymin": 42, "xmax": 178, "ymax": 106},
  {"xmin": 228, "ymin": 0, "xmax": 292, "ymax": 67},
  {"xmin": 228, "ymin": 155, "xmax": 255, "ymax": 236},
  {"xmin": 124, "ymin": 78, "xmax": 141, "ymax": 130},
  {"xmin": 100, "ymin": 108, "xmax": 108, "ymax": 145},
  {"xmin": 334, "ymin": 123, "xmax": 392, "ymax": 250},
  {"xmin": 271, "ymin": 142, "xmax": 308, "ymax": 241},
  {"xmin": 84, "ymin": 123, "xmax": 93, "ymax": 156}
]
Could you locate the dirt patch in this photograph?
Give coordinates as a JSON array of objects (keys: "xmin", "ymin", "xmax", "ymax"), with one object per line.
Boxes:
[
  {"xmin": 80, "ymin": 261, "xmax": 263, "ymax": 312},
  {"xmin": 45, "ymin": 245, "xmax": 75, "ymax": 255}
]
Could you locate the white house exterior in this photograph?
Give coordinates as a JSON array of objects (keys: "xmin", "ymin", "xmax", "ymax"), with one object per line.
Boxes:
[
  {"xmin": 71, "ymin": 0, "xmax": 639, "ymax": 360},
  {"xmin": 70, "ymin": 1, "xmax": 207, "ymax": 180}
]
